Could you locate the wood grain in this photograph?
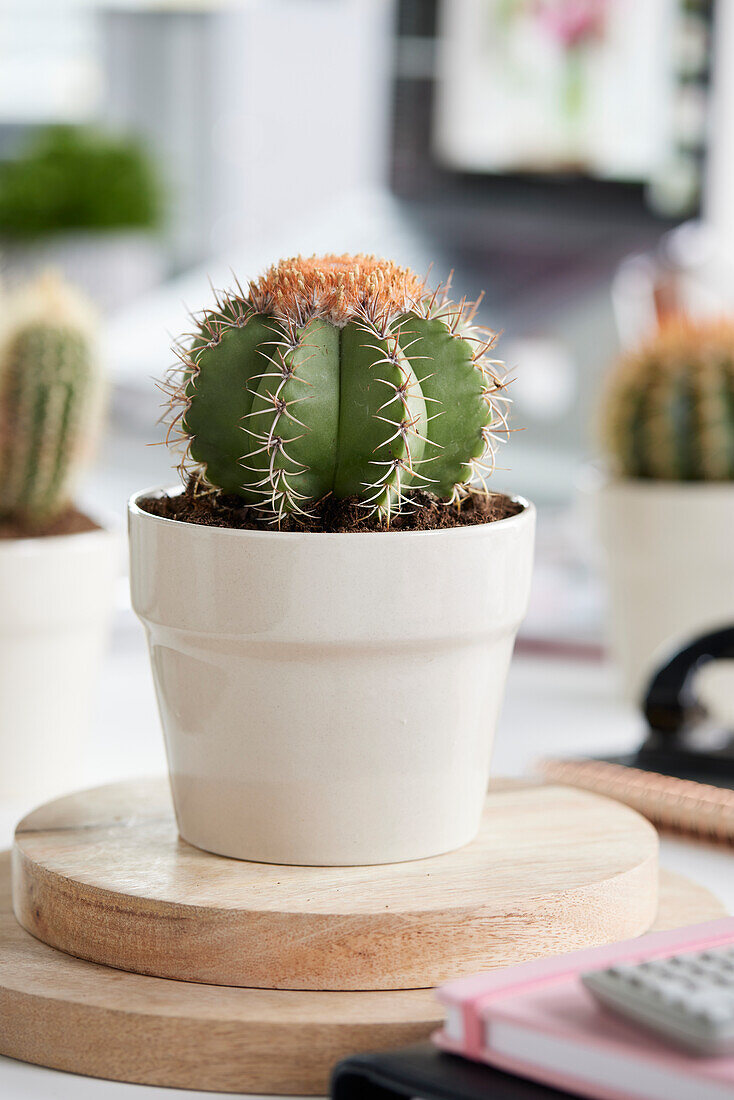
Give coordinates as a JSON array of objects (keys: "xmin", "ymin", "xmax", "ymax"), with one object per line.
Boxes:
[
  {"xmin": 0, "ymin": 852, "xmax": 724, "ymax": 1095},
  {"xmin": 13, "ymin": 778, "xmax": 661, "ymax": 990}
]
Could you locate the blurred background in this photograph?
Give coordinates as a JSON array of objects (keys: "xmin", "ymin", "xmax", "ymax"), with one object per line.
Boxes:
[
  {"xmin": 3, "ymin": 0, "xmax": 734, "ymax": 804},
  {"xmin": 3, "ymin": 0, "xmax": 725, "ymax": 502}
]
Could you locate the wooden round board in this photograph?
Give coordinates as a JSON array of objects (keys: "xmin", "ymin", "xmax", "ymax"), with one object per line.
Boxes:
[
  {"xmin": 13, "ymin": 778, "xmax": 661, "ymax": 991},
  {"xmin": 0, "ymin": 852, "xmax": 724, "ymax": 1096}
]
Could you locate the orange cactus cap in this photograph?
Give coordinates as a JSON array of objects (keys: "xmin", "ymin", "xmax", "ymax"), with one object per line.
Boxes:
[{"xmin": 248, "ymin": 253, "xmax": 426, "ymax": 326}]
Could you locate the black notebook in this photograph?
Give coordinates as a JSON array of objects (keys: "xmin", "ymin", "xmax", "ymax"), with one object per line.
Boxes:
[{"xmin": 331, "ymin": 1042, "xmax": 574, "ymax": 1100}]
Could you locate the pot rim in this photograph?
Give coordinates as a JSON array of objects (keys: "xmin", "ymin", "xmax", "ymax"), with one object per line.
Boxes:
[
  {"xmin": 580, "ymin": 462, "xmax": 734, "ymax": 495},
  {"xmin": 129, "ymin": 484, "xmax": 534, "ymax": 541},
  {"xmin": 0, "ymin": 521, "xmax": 114, "ymax": 554}
]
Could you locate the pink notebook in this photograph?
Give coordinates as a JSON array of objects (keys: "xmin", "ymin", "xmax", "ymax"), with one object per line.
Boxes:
[{"xmin": 434, "ymin": 918, "xmax": 734, "ymax": 1100}]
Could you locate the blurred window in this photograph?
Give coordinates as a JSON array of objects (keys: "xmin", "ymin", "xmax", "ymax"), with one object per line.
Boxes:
[{"xmin": 0, "ymin": 2, "xmax": 102, "ymax": 125}]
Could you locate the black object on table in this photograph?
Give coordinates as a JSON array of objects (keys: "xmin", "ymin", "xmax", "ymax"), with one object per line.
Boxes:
[
  {"xmin": 605, "ymin": 624, "xmax": 734, "ymax": 787},
  {"xmin": 331, "ymin": 1042, "xmax": 573, "ymax": 1100}
]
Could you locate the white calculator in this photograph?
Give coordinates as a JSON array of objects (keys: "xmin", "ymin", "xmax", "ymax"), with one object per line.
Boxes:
[{"xmin": 582, "ymin": 944, "xmax": 734, "ymax": 1056}]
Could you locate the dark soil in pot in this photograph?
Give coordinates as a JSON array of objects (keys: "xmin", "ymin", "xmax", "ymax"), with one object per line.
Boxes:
[{"xmin": 140, "ymin": 479, "xmax": 523, "ymax": 533}]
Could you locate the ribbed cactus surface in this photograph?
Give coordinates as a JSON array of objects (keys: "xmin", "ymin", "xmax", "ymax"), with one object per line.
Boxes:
[
  {"xmin": 603, "ymin": 318, "xmax": 734, "ymax": 481},
  {"xmin": 168, "ymin": 254, "xmax": 509, "ymax": 523},
  {"xmin": 0, "ymin": 275, "xmax": 101, "ymax": 524}
]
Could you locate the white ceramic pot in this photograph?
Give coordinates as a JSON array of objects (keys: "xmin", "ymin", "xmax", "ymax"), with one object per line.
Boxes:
[
  {"xmin": 0, "ymin": 527, "xmax": 118, "ymax": 806},
  {"xmin": 129, "ymin": 489, "xmax": 535, "ymax": 866},
  {"xmin": 590, "ymin": 477, "xmax": 734, "ymax": 701},
  {"xmin": 0, "ymin": 231, "xmax": 166, "ymax": 312}
]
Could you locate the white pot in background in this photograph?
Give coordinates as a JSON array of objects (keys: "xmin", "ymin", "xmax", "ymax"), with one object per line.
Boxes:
[
  {"xmin": 129, "ymin": 489, "xmax": 535, "ymax": 866},
  {"xmin": 0, "ymin": 231, "xmax": 166, "ymax": 312},
  {"xmin": 589, "ymin": 476, "xmax": 734, "ymax": 702},
  {"xmin": 0, "ymin": 527, "xmax": 118, "ymax": 807}
]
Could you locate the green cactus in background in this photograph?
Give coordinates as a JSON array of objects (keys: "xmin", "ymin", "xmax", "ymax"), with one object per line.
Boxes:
[
  {"xmin": 0, "ymin": 274, "xmax": 102, "ymax": 524},
  {"xmin": 166, "ymin": 254, "xmax": 510, "ymax": 523},
  {"xmin": 602, "ymin": 317, "xmax": 734, "ymax": 481}
]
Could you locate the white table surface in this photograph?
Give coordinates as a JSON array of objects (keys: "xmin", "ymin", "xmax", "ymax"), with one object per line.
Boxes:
[{"xmin": 1, "ymin": 608, "xmax": 732, "ymax": 1100}]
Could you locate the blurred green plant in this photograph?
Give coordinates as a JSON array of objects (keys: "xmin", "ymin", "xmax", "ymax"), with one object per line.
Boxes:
[
  {"xmin": 603, "ymin": 316, "xmax": 734, "ymax": 481},
  {"xmin": 0, "ymin": 126, "xmax": 162, "ymax": 238},
  {"xmin": 0, "ymin": 273, "xmax": 104, "ymax": 524}
]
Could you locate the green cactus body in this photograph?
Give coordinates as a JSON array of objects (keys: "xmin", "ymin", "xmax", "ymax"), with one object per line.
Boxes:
[
  {"xmin": 396, "ymin": 313, "xmax": 490, "ymax": 497},
  {"xmin": 171, "ymin": 255, "xmax": 508, "ymax": 523},
  {"xmin": 603, "ymin": 319, "xmax": 734, "ymax": 482},
  {"xmin": 0, "ymin": 276, "xmax": 100, "ymax": 525}
]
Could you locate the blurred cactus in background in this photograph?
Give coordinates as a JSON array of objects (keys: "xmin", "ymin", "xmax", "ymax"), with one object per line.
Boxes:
[
  {"xmin": 0, "ymin": 126, "xmax": 161, "ymax": 238},
  {"xmin": 166, "ymin": 254, "xmax": 510, "ymax": 524},
  {"xmin": 0, "ymin": 274, "xmax": 103, "ymax": 525},
  {"xmin": 603, "ymin": 318, "xmax": 734, "ymax": 481}
]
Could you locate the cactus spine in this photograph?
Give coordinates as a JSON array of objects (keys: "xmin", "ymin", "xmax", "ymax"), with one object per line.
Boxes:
[
  {"xmin": 0, "ymin": 274, "xmax": 102, "ymax": 525},
  {"xmin": 167, "ymin": 254, "xmax": 510, "ymax": 523},
  {"xmin": 603, "ymin": 318, "xmax": 734, "ymax": 481}
]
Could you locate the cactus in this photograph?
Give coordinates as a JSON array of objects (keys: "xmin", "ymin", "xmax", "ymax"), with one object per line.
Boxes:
[
  {"xmin": 166, "ymin": 254, "xmax": 510, "ymax": 523},
  {"xmin": 602, "ymin": 317, "xmax": 734, "ymax": 481},
  {"xmin": 0, "ymin": 274, "xmax": 102, "ymax": 525}
]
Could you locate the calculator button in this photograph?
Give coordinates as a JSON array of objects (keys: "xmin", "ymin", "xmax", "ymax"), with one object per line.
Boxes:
[{"xmin": 582, "ymin": 941, "xmax": 734, "ymax": 1056}]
